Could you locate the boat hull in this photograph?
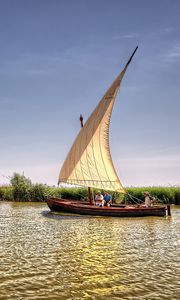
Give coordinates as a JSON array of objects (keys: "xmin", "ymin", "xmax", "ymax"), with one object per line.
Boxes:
[{"xmin": 46, "ymin": 198, "xmax": 167, "ymax": 217}]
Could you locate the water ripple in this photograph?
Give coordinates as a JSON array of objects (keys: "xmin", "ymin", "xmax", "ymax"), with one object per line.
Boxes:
[{"xmin": 0, "ymin": 202, "xmax": 180, "ymax": 299}]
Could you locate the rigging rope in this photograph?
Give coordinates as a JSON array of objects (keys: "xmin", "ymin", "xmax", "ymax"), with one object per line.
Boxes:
[
  {"xmin": 127, "ymin": 193, "xmax": 144, "ymax": 205},
  {"xmin": 122, "ymin": 189, "xmax": 144, "ymax": 205}
]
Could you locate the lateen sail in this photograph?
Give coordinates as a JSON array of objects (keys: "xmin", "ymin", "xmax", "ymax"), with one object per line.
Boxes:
[{"xmin": 59, "ymin": 47, "xmax": 138, "ymax": 192}]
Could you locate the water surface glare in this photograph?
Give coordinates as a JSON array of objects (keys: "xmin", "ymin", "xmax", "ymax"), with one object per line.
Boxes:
[{"xmin": 0, "ymin": 202, "xmax": 180, "ymax": 300}]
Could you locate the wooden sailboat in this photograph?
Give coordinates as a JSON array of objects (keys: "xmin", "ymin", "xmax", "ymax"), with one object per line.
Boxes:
[{"xmin": 47, "ymin": 47, "xmax": 168, "ymax": 217}]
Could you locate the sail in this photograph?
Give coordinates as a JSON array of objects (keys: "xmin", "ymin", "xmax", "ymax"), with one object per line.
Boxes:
[{"xmin": 59, "ymin": 47, "xmax": 138, "ymax": 192}]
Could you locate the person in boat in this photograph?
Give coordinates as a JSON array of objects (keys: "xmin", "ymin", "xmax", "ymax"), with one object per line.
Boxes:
[
  {"xmin": 95, "ymin": 191, "xmax": 103, "ymax": 206},
  {"xmin": 102, "ymin": 192, "xmax": 112, "ymax": 207},
  {"xmin": 144, "ymin": 192, "xmax": 153, "ymax": 207}
]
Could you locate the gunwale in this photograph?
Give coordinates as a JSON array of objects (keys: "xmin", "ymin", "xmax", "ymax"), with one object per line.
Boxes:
[{"xmin": 47, "ymin": 198, "xmax": 167, "ymax": 217}]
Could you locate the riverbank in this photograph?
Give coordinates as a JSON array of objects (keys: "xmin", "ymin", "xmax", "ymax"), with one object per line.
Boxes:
[
  {"xmin": 1, "ymin": 184, "xmax": 180, "ymax": 204},
  {"xmin": 1, "ymin": 173, "xmax": 179, "ymax": 204}
]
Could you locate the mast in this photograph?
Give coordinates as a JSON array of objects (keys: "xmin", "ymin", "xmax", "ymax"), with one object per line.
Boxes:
[{"xmin": 79, "ymin": 114, "xmax": 93, "ymax": 205}]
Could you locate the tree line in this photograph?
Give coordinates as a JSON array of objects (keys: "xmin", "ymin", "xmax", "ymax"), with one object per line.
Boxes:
[{"xmin": 0, "ymin": 173, "xmax": 180, "ymax": 204}]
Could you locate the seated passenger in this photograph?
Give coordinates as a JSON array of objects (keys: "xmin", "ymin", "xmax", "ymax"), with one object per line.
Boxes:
[
  {"xmin": 95, "ymin": 191, "xmax": 103, "ymax": 206},
  {"xmin": 144, "ymin": 192, "xmax": 153, "ymax": 207},
  {"xmin": 102, "ymin": 192, "xmax": 112, "ymax": 207}
]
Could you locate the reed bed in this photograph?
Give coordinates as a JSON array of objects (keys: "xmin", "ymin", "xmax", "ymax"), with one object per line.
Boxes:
[{"xmin": 0, "ymin": 173, "xmax": 180, "ymax": 204}]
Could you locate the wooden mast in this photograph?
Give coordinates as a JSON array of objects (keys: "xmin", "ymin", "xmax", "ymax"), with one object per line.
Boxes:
[{"xmin": 79, "ymin": 114, "xmax": 93, "ymax": 205}]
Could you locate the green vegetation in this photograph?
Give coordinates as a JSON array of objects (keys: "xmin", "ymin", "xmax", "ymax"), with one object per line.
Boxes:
[
  {"xmin": 123, "ymin": 186, "xmax": 180, "ymax": 205},
  {"xmin": 0, "ymin": 173, "xmax": 180, "ymax": 204},
  {"xmin": 0, "ymin": 173, "xmax": 87, "ymax": 202}
]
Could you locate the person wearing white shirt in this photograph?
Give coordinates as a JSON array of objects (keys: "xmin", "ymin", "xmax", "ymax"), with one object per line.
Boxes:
[{"xmin": 95, "ymin": 191, "xmax": 103, "ymax": 206}]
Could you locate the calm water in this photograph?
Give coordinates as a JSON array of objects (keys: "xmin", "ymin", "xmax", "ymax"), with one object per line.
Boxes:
[{"xmin": 0, "ymin": 202, "xmax": 179, "ymax": 300}]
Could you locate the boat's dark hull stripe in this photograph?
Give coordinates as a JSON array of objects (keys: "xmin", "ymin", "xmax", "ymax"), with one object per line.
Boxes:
[{"xmin": 47, "ymin": 198, "xmax": 167, "ymax": 217}]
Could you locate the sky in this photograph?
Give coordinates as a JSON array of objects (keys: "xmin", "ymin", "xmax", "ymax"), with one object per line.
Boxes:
[{"xmin": 0, "ymin": 0, "xmax": 180, "ymax": 187}]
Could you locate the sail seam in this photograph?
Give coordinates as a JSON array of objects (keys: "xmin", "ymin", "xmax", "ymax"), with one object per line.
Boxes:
[
  {"xmin": 90, "ymin": 98, "xmax": 106, "ymax": 190},
  {"xmin": 98, "ymin": 99, "xmax": 113, "ymax": 189}
]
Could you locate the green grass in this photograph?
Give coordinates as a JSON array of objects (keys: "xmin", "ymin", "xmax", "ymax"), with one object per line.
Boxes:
[
  {"xmin": 125, "ymin": 186, "xmax": 180, "ymax": 205},
  {"xmin": 0, "ymin": 173, "xmax": 179, "ymax": 204},
  {"xmin": 0, "ymin": 184, "xmax": 180, "ymax": 204}
]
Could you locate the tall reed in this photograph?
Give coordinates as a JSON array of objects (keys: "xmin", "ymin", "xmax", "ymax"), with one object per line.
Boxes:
[{"xmin": 0, "ymin": 173, "xmax": 180, "ymax": 204}]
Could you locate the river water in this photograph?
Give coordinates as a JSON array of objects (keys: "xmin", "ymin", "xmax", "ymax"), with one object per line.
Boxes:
[{"xmin": 0, "ymin": 202, "xmax": 179, "ymax": 300}]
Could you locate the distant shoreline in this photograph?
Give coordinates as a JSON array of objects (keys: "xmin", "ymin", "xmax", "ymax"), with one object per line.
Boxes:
[{"xmin": 1, "ymin": 185, "xmax": 180, "ymax": 205}]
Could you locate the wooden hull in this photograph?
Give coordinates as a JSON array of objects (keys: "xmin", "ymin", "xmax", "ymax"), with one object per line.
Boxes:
[{"xmin": 46, "ymin": 198, "xmax": 167, "ymax": 217}]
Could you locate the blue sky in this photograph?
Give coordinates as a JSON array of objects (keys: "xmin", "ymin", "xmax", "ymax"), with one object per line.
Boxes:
[{"xmin": 0, "ymin": 0, "xmax": 180, "ymax": 187}]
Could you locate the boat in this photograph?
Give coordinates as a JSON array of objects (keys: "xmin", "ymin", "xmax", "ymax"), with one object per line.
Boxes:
[
  {"xmin": 47, "ymin": 198, "xmax": 167, "ymax": 217},
  {"xmin": 47, "ymin": 47, "xmax": 169, "ymax": 217}
]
